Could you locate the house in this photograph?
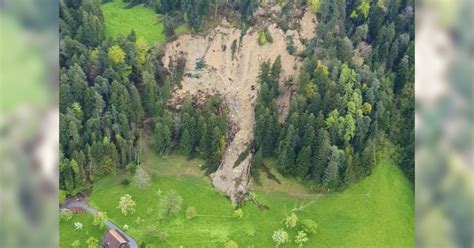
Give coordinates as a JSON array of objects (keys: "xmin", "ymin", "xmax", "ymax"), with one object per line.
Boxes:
[{"xmin": 101, "ymin": 229, "xmax": 128, "ymax": 248}]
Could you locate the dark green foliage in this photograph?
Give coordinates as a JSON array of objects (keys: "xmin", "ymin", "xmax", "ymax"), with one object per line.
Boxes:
[
  {"xmin": 254, "ymin": 0, "xmax": 414, "ymax": 188},
  {"xmin": 176, "ymin": 96, "xmax": 227, "ymax": 174},
  {"xmin": 121, "ymin": 179, "xmax": 130, "ymax": 185},
  {"xmin": 152, "ymin": 122, "xmax": 171, "ymax": 155},
  {"xmin": 59, "ymin": 0, "xmax": 414, "ymax": 196},
  {"xmin": 59, "ymin": 0, "xmax": 172, "ymax": 195}
]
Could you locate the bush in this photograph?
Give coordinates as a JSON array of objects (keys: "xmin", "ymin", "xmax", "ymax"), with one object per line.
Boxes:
[
  {"xmin": 295, "ymin": 231, "xmax": 309, "ymax": 247},
  {"xmin": 258, "ymin": 31, "xmax": 267, "ymax": 45},
  {"xmin": 264, "ymin": 28, "xmax": 273, "ymax": 43},
  {"xmin": 158, "ymin": 230, "xmax": 169, "ymax": 241},
  {"xmin": 231, "ymin": 40, "xmax": 238, "ymax": 60},
  {"xmin": 93, "ymin": 211, "xmax": 107, "ymax": 229},
  {"xmin": 126, "ymin": 163, "xmax": 137, "ymax": 174},
  {"xmin": 59, "ymin": 190, "xmax": 67, "ymax": 204},
  {"xmin": 59, "ymin": 209, "xmax": 73, "ymax": 222},
  {"xmin": 225, "ymin": 240, "xmax": 239, "ymax": 248},
  {"xmin": 86, "ymin": 237, "xmax": 99, "ymax": 248},
  {"xmin": 300, "ymin": 219, "xmax": 318, "ymax": 234},
  {"xmin": 134, "ymin": 166, "xmax": 151, "ymax": 189},
  {"xmin": 121, "ymin": 179, "xmax": 130, "ymax": 186},
  {"xmin": 285, "ymin": 212, "xmax": 298, "ymax": 228},
  {"xmin": 117, "ymin": 194, "xmax": 136, "ymax": 216},
  {"xmin": 186, "ymin": 207, "xmax": 197, "ymax": 220},
  {"xmin": 233, "ymin": 208, "xmax": 244, "ymax": 220},
  {"xmin": 287, "ymin": 36, "xmax": 296, "ymax": 55},
  {"xmin": 71, "ymin": 240, "xmax": 80, "ymax": 248},
  {"xmin": 160, "ymin": 190, "xmax": 183, "ymax": 216},
  {"xmin": 196, "ymin": 58, "xmax": 206, "ymax": 69},
  {"xmin": 272, "ymin": 229, "xmax": 289, "ymax": 246}
]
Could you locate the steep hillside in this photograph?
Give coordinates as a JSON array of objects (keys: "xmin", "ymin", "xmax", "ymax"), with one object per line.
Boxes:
[{"xmin": 163, "ymin": 11, "xmax": 316, "ymax": 203}]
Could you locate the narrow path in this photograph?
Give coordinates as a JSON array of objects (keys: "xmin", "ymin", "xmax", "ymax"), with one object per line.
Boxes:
[{"xmin": 61, "ymin": 198, "xmax": 138, "ymax": 248}]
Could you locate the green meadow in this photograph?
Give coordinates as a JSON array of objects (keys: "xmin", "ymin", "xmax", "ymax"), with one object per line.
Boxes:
[
  {"xmin": 59, "ymin": 212, "xmax": 103, "ymax": 247},
  {"xmin": 100, "ymin": 0, "xmax": 165, "ymax": 44},
  {"xmin": 60, "ymin": 153, "xmax": 414, "ymax": 247}
]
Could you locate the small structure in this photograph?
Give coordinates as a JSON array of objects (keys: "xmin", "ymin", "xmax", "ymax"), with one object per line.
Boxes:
[{"xmin": 101, "ymin": 229, "xmax": 128, "ymax": 248}]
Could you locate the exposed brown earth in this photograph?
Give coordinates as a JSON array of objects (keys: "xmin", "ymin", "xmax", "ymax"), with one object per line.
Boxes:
[{"xmin": 163, "ymin": 9, "xmax": 317, "ymax": 204}]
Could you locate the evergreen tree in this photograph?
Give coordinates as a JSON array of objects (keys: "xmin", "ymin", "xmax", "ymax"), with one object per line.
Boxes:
[
  {"xmin": 153, "ymin": 122, "xmax": 171, "ymax": 155},
  {"xmin": 296, "ymin": 146, "xmax": 312, "ymax": 178}
]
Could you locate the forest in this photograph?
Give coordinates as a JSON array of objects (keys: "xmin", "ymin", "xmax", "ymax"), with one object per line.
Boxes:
[
  {"xmin": 59, "ymin": 0, "xmax": 413, "ymax": 203},
  {"xmin": 59, "ymin": 0, "xmax": 415, "ymax": 247}
]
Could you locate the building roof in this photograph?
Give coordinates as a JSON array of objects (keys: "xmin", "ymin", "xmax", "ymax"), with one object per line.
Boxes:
[{"xmin": 102, "ymin": 229, "xmax": 128, "ymax": 248}]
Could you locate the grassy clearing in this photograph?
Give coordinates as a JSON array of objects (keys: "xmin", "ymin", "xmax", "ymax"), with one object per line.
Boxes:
[
  {"xmin": 59, "ymin": 212, "xmax": 104, "ymax": 247},
  {"xmin": 249, "ymin": 158, "xmax": 313, "ymax": 198},
  {"xmin": 100, "ymin": 0, "xmax": 165, "ymax": 44},
  {"xmin": 60, "ymin": 155, "xmax": 413, "ymax": 247}
]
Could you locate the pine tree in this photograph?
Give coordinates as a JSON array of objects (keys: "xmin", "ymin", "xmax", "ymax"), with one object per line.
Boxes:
[
  {"xmin": 296, "ymin": 146, "xmax": 312, "ymax": 178},
  {"xmin": 312, "ymin": 129, "xmax": 330, "ymax": 183},
  {"xmin": 141, "ymin": 71, "xmax": 159, "ymax": 115},
  {"xmin": 153, "ymin": 122, "xmax": 171, "ymax": 155}
]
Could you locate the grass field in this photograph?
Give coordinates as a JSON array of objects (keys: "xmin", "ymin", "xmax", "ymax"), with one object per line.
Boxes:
[
  {"xmin": 100, "ymin": 0, "xmax": 165, "ymax": 44},
  {"xmin": 59, "ymin": 212, "xmax": 104, "ymax": 247},
  {"xmin": 59, "ymin": 153, "xmax": 414, "ymax": 247}
]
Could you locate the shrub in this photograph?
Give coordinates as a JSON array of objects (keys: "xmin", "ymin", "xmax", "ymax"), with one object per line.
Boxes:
[
  {"xmin": 264, "ymin": 28, "xmax": 273, "ymax": 43},
  {"xmin": 231, "ymin": 40, "xmax": 238, "ymax": 60},
  {"xmin": 117, "ymin": 194, "xmax": 136, "ymax": 216},
  {"xmin": 126, "ymin": 163, "xmax": 137, "ymax": 174},
  {"xmin": 158, "ymin": 230, "xmax": 169, "ymax": 241},
  {"xmin": 287, "ymin": 36, "xmax": 296, "ymax": 55},
  {"xmin": 285, "ymin": 212, "xmax": 298, "ymax": 228},
  {"xmin": 134, "ymin": 166, "xmax": 151, "ymax": 189},
  {"xmin": 272, "ymin": 229, "xmax": 289, "ymax": 247},
  {"xmin": 300, "ymin": 219, "xmax": 318, "ymax": 234},
  {"xmin": 59, "ymin": 190, "xmax": 67, "ymax": 204},
  {"xmin": 225, "ymin": 240, "xmax": 239, "ymax": 248},
  {"xmin": 295, "ymin": 231, "xmax": 309, "ymax": 247},
  {"xmin": 71, "ymin": 240, "xmax": 80, "ymax": 247},
  {"xmin": 74, "ymin": 222, "xmax": 83, "ymax": 230},
  {"xmin": 233, "ymin": 208, "xmax": 244, "ymax": 220},
  {"xmin": 121, "ymin": 179, "xmax": 130, "ymax": 186},
  {"xmin": 196, "ymin": 58, "xmax": 206, "ymax": 69},
  {"xmin": 186, "ymin": 207, "xmax": 197, "ymax": 220},
  {"xmin": 258, "ymin": 31, "xmax": 267, "ymax": 45},
  {"xmin": 160, "ymin": 190, "xmax": 183, "ymax": 216},
  {"xmin": 86, "ymin": 237, "xmax": 99, "ymax": 248},
  {"xmin": 59, "ymin": 209, "xmax": 73, "ymax": 222},
  {"xmin": 93, "ymin": 211, "xmax": 107, "ymax": 229}
]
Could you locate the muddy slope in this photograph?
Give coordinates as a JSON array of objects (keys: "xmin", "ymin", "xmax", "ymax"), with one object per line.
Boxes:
[{"xmin": 164, "ymin": 12, "xmax": 316, "ymax": 203}]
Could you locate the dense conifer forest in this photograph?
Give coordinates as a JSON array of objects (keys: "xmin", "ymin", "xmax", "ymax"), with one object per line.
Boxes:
[{"xmin": 59, "ymin": 0, "xmax": 413, "ymax": 197}]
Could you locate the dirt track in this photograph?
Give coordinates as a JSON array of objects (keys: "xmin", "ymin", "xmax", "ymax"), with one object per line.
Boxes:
[{"xmin": 164, "ymin": 10, "xmax": 316, "ymax": 203}]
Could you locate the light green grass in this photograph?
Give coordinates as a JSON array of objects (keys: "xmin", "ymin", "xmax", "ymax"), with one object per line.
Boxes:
[
  {"xmin": 175, "ymin": 23, "xmax": 191, "ymax": 35},
  {"xmin": 61, "ymin": 155, "xmax": 414, "ymax": 247},
  {"xmin": 59, "ymin": 213, "xmax": 105, "ymax": 247},
  {"xmin": 100, "ymin": 0, "xmax": 165, "ymax": 44}
]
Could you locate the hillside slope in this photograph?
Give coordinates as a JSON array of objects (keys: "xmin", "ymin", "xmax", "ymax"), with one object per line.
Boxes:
[
  {"xmin": 66, "ymin": 157, "xmax": 414, "ymax": 247},
  {"xmin": 164, "ymin": 12, "xmax": 316, "ymax": 203}
]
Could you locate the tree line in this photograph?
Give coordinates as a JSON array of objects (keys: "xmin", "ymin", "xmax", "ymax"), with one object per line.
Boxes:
[
  {"xmin": 253, "ymin": 0, "xmax": 414, "ymax": 189},
  {"xmin": 59, "ymin": 0, "xmax": 230, "ymax": 196},
  {"xmin": 59, "ymin": 0, "xmax": 414, "ymax": 197}
]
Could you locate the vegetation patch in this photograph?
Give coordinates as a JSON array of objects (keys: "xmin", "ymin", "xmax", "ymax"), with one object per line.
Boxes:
[
  {"xmin": 59, "ymin": 213, "xmax": 104, "ymax": 248},
  {"xmin": 60, "ymin": 156, "xmax": 413, "ymax": 247},
  {"xmin": 101, "ymin": 0, "xmax": 165, "ymax": 44}
]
